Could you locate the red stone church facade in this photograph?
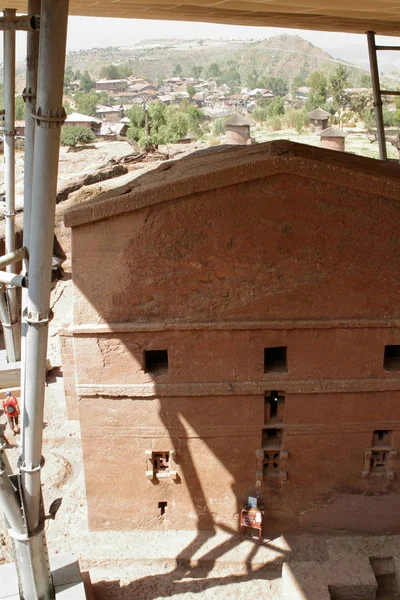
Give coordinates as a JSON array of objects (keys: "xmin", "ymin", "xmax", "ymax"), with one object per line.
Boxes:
[{"xmin": 60, "ymin": 140, "xmax": 400, "ymax": 536}]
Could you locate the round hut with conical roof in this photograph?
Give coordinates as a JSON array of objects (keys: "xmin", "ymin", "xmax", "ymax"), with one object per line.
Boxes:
[
  {"xmin": 319, "ymin": 126, "xmax": 346, "ymax": 151},
  {"xmin": 307, "ymin": 108, "xmax": 330, "ymax": 131},
  {"xmin": 224, "ymin": 114, "xmax": 255, "ymax": 145}
]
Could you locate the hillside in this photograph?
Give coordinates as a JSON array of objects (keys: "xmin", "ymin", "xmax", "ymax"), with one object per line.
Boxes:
[
  {"xmin": 237, "ymin": 34, "xmax": 365, "ymax": 85},
  {"xmin": 65, "ymin": 34, "xmax": 370, "ymax": 86}
]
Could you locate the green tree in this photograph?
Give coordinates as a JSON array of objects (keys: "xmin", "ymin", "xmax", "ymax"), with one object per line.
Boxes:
[
  {"xmin": 246, "ymin": 68, "xmax": 259, "ymax": 89},
  {"xmin": 266, "ymin": 96, "xmax": 285, "ymax": 117},
  {"xmin": 212, "ymin": 118, "xmax": 225, "ymax": 137},
  {"xmin": 75, "ymin": 89, "xmax": 99, "ymax": 116},
  {"xmin": 187, "ymin": 83, "xmax": 196, "ymax": 99},
  {"xmin": 270, "ymin": 77, "xmax": 288, "ymax": 97},
  {"xmin": 360, "ymin": 73, "xmax": 372, "ymax": 88},
  {"xmin": 185, "ymin": 104, "xmax": 204, "ymax": 136},
  {"xmin": 63, "ymin": 99, "xmax": 74, "ymax": 115},
  {"xmin": 128, "ymin": 100, "xmax": 204, "ymax": 147},
  {"xmin": 329, "ymin": 65, "xmax": 349, "ymax": 113},
  {"xmin": 191, "ymin": 65, "xmax": 202, "ymax": 81},
  {"xmin": 60, "ymin": 125, "xmax": 96, "ymax": 148},
  {"xmin": 119, "ymin": 63, "xmax": 132, "ymax": 78},
  {"xmin": 126, "ymin": 104, "xmax": 146, "ymax": 141},
  {"xmin": 293, "ymin": 69, "xmax": 308, "ymax": 90},
  {"xmin": 15, "ymin": 96, "xmax": 25, "ymax": 120},
  {"xmin": 173, "ymin": 63, "xmax": 183, "ymax": 77},
  {"xmin": 147, "ymin": 100, "xmax": 166, "ymax": 132},
  {"xmin": 63, "ymin": 65, "xmax": 74, "ymax": 92},
  {"xmin": 99, "ymin": 64, "xmax": 121, "ymax": 80},
  {"xmin": 344, "ymin": 89, "xmax": 373, "ymax": 121},
  {"xmin": 207, "ymin": 62, "xmax": 222, "ymax": 80},
  {"xmin": 251, "ymin": 106, "xmax": 268, "ymax": 122},
  {"xmin": 224, "ymin": 61, "xmax": 241, "ymax": 89},
  {"xmin": 306, "ymin": 70, "xmax": 328, "ymax": 110},
  {"xmin": 80, "ymin": 70, "xmax": 94, "ymax": 93},
  {"xmin": 163, "ymin": 105, "xmax": 189, "ymax": 142}
]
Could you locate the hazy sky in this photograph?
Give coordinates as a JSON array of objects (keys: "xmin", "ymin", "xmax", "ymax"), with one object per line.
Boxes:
[
  {"xmin": 8, "ymin": 14, "xmax": 400, "ymax": 61},
  {"xmin": 66, "ymin": 16, "xmax": 370, "ymax": 50},
  {"xmin": 67, "ymin": 16, "xmax": 400, "ymax": 51}
]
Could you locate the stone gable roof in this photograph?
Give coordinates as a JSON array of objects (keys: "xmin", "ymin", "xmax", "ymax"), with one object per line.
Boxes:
[{"xmin": 64, "ymin": 140, "xmax": 400, "ymax": 229}]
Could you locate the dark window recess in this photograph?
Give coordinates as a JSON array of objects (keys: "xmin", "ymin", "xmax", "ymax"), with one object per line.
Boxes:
[
  {"xmin": 263, "ymin": 450, "xmax": 281, "ymax": 475},
  {"xmin": 370, "ymin": 450, "xmax": 389, "ymax": 473},
  {"xmin": 264, "ymin": 346, "xmax": 287, "ymax": 373},
  {"xmin": 384, "ymin": 345, "xmax": 400, "ymax": 371},
  {"xmin": 145, "ymin": 349, "xmax": 169, "ymax": 375},
  {"xmin": 158, "ymin": 501, "xmax": 168, "ymax": 516},
  {"xmin": 152, "ymin": 452, "xmax": 170, "ymax": 474},
  {"xmin": 370, "ymin": 558, "xmax": 399, "ymax": 600},
  {"xmin": 262, "ymin": 428, "xmax": 283, "ymax": 448},
  {"xmin": 264, "ymin": 391, "xmax": 285, "ymax": 423},
  {"xmin": 372, "ymin": 430, "xmax": 392, "ymax": 447}
]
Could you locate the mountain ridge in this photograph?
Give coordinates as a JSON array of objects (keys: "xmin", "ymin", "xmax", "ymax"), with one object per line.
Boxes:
[{"xmin": 65, "ymin": 33, "xmax": 398, "ymax": 87}]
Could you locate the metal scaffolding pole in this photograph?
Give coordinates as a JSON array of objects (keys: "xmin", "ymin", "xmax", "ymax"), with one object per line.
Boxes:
[
  {"xmin": 3, "ymin": 8, "xmax": 20, "ymax": 362},
  {"xmin": 21, "ymin": 0, "xmax": 40, "ymax": 463},
  {"xmin": 14, "ymin": 1, "xmax": 69, "ymax": 597},
  {"xmin": 367, "ymin": 31, "xmax": 387, "ymax": 161},
  {"xmin": 0, "ymin": 288, "xmax": 14, "ymax": 358}
]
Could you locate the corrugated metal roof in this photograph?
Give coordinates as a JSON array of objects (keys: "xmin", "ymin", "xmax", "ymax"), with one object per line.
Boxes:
[
  {"xmin": 7, "ymin": 1, "xmax": 400, "ymax": 34},
  {"xmin": 65, "ymin": 112, "xmax": 101, "ymax": 123}
]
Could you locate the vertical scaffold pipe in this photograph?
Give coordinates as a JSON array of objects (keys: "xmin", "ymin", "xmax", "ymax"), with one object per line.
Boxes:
[
  {"xmin": 19, "ymin": 1, "xmax": 69, "ymax": 598},
  {"xmin": 3, "ymin": 8, "xmax": 20, "ymax": 362},
  {"xmin": 367, "ymin": 31, "xmax": 387, "ymax": 161},
  {"xmin": 0, "ymin": 287, "xmax": 14, "ymax": 357},
  {"xmin": 20, "ymin": 0, "xmax": 40, "ymax": 463},
  {"xmin": 0, "ymin": 462, "xmax": 32, "ymax": 597}
]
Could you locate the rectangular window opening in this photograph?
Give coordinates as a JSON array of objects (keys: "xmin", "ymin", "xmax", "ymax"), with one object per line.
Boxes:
[
  {"xmin": 372, "ymin": 430, "xmax": 392, "ymax": 447},
  {"xmin": 370, "ymin": 557, "xmax": 398, "ymax": 599},
  {"xmin": 370, "ymin": 450, "xmax": 389, "ymax": 473},
  {"xmin": 262, "ymin": 427, "xmax": 283, "ymax": 448},
  {"xmin": 144, "ymin": 349, "xmax": 169, "ymax": 375},
  {"xmin": 158, "ymin": 501, "xmax": 167, "ymax": 516},
  {"xmin": 264, "ymin": 390, "xmax": 285, "ymax": 423},
  {"xmin": 384, "ymin": 345, "xmax": 400, "ymax": 371},
  {"xmin": 264, "ymin": 346, "xmax": 287, "ymax": 373},
  {"xmin": 152, "ymin": 451, "xmax": 170, "ymax": 473}
]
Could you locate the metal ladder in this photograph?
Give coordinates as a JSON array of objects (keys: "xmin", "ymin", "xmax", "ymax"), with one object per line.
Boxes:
[{"xmin": 367, "ymin": 31, "xmax": 400, "ymax": 160}]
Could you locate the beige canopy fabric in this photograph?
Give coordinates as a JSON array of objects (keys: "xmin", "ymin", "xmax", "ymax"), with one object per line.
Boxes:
[{"xmin": 6, "ymin": 1, "xmax": 400, "ymax": 34}]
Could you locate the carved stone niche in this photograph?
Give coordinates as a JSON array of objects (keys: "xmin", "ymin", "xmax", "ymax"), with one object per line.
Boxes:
[
  {"xmin": 145, "ymin": 450, "xmax": 178, "ymax": 480},
  {"xmin": 256, "ymin": 448, "xmax": 288, "ymax": 483},
  {"xmin": 362, "ymin": 448, "xmax": 398, "ymax": 480}
]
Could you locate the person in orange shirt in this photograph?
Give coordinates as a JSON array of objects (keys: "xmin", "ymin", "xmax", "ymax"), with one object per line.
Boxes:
[{"xmin": 2, "ymin": 391, "xmax": 20, "ymax": 435}]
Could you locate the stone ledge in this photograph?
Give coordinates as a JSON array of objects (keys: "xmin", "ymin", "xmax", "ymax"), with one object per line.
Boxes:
[{"xmin": 75, "ymin": 378, "xmax": 400, "ymax": 398}]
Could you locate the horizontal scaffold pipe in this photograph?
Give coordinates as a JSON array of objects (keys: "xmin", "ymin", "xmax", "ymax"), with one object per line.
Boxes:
[
  {"xmin": 0, "ymin": 14, "xmax": 39, "ymax": 30},
  {"xmin": 0, "ymin": 247, "xmax": 27, "ymax": 270},
  {"xmin": 0, "ymin": 272, "xmax": 27, "ymax": 288},
  {"xmin": 380, "ymin": 90, "xmax": 400, "ymax": 96}
]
